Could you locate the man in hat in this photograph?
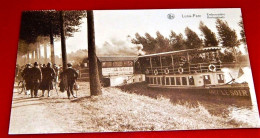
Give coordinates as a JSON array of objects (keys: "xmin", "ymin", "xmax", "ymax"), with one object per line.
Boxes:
[
  {"xmin": 41, "ymin": 62, "xmax": 56, "ymax": 97},
  {"xmin": 62, "ymin": 63, "xmax": 78, "ymax": 99},
  {"xmin": 29, "ymin": 62, "xmax": 42, "ymax": 98},
  {"xmin": 21, "ymin": 64, "xmax": 32, "ymax": 93}
]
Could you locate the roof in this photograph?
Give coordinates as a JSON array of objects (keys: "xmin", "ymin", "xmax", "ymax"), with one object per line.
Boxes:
[
  {"xmin": 139, "ymin": 47, "xmax": 221, "ymax": 58},
  {"xmin": 97, "ymin": 56, "xmax": 138, "ymax": 62}
]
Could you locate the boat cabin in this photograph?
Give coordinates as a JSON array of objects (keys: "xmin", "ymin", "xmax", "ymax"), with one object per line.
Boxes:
[{"xmin": 136, "ymin": 47, "xmax": 225, "ymax": 87}]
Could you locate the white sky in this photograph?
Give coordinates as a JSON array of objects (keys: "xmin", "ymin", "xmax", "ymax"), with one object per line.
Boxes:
[{"xmin": 50, "ymin": 8, "xmax": 244, "ymax": 57}]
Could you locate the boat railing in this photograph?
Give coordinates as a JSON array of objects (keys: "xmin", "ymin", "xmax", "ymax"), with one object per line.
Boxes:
[{"xmin": 144, "ymin": 62, "xmax": 222, "ymax": 75}]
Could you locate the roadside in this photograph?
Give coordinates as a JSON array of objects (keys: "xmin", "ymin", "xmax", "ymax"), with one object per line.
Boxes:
[{"xmin": 8, "ymin": 82, "xmax": 259, "ymax": 134}]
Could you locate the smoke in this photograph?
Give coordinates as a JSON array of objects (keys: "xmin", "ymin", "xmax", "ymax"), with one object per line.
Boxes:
[{"xmin": 97, "ymin": 37, "xmax": 145, "ymax": 56}]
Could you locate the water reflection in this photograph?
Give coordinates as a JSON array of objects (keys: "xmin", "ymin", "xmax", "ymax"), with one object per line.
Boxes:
[{"xmin": 222, "ymin": 67, "xmax": 260, "ymax": 127}]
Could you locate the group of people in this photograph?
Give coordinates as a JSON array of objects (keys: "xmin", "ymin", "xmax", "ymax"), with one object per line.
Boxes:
[{"xmin": 17, "ymin": 62, "xmax": 79, "ymax": 99}]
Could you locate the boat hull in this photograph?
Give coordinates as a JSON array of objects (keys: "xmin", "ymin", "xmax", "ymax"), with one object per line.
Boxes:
[{"xmin": 148, "ymin": 84, "xmax": 251, "ymax": 99}]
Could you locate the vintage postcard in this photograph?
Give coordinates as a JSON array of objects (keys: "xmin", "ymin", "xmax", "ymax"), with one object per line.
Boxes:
[{"xmin": 9, "ymin": 8, "xmax": 260, "ymax": 134}]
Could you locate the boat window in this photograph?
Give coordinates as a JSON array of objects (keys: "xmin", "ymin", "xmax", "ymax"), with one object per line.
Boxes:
[
  {"xmin": 166, "ymin": 77, "xmax": 170, "ymax": 85},
  {"xmin": 162, "ymin": 77, "xmax": 165, "ymax": 85},
  {"xmin": 149, "ymin": 77, "xmax": 153, "ymax": 84},
  {"xmin": 102, "ymin": 62, "xmax": 113, "ymax": 67},
  {"xmin": 188, "ymin": 76, "xmax": 195, "ymax": 85},
  {"xmin": 182, "ymin": 77, "xmax": 187, "ymax": 85},
  {"xmin": 176, "ymin": 77, "xmax": 181, "ymax": 85},
  {"xmin": 123, "ymin": 61, "xmax": 133, "ymax": 67},
  {"xmin": 113, "ymin": 61, "xmax": 123, "ymax": 67},
  {"xmin": 217, "ymin": 74, "xmax": 224, "ymax": 83},
  {"xmin": 170, "ymin": 77, "xmax": 175, "ymax": 85},
  {"xmin": 203, "ymin": 75, "xmax": 211, "ymax": 84},
  {"xmin": 146, "ymin": 77, "xmax": 149, "ymax": 83},
  {"xmin": 157, "ymin": 77, "xmax": 161, "ymax": 85},
  {"xmin": 153, "ymin": 77, "xmax": 157, "ymax": 84}
]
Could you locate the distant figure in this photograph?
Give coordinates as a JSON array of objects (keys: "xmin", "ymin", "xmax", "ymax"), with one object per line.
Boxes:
[
  {"xmin": 29, "ymin": 62, "xmax": 42, "ymax": 98},
  {"xmin": 21, "ymin": 64, "xmax": 32, "ymax": 92},
  {"xmin": 53, "ymin": 64, "xmax": 59, "ymax": 82},
  {"xmin": 15, "ymin": 64, "xmax": 19, "ymax": 78},
  {"xmin": 41, "ymin": 64, "xmax": 46, "ymax": 70},
  {"xmin": 15, "ymin": 64, "xmax": 22, "ymax": 82},
  {"xmin": 61, "ymin": 63, "xmax": 79, "ymax": 99},
  {"xmin": 40, "ymin": 62, "xmax": 56, "ymax": 97}
]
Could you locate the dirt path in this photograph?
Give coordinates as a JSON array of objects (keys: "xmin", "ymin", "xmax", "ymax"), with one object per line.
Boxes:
[{"xmin": 9, "ymin": 87, "xmax": 70, "ymax": 134}]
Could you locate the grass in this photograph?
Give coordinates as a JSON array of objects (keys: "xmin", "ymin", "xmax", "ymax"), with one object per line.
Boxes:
[
  {"xmin": 118, "ymin": 82, "xmax": 253, "ymax": 117},
  {"xmin": 42, "ymin": 82, "xmax": 259, "ymax": 132}
]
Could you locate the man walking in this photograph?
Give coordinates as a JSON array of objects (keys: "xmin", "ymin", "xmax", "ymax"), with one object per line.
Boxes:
[
  {"xmin": 21, "ymin": 64, "xmax": 32, "ymax": 94},
  {"xmin": 29, "ymin": 62, "xmax": 42, "ymax": 98},
  {"xmin": 41, "ymin": 62, "xmax": 56, "ymax": 97},
  {"xmin": 61, "ymin": 63, "xmax": 78, "ymax": 99}
]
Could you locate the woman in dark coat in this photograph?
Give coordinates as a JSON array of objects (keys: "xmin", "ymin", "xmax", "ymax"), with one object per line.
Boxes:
[{"xmin": 41, "ymin": 62, "xmax": 56, "ymax": 97}]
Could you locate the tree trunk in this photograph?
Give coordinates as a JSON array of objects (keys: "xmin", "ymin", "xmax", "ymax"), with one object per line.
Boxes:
[
  {"xmin": 87, "ymin": 11, "xmax": 102, "ymax": 96},
  {"xmin": 35, "ymin": 46, "xmax": 38, "ymax": 60},
  {"xmin": 60, "ymin": 11, "xmax": 67, "ymax": 70},
  {"xmin": 32, "ymin": 51, "xmax": 35, "ymax": 62},
  {"xmin": 38, "ymin": 43, "xmax": 41, "ymax": 60},
  {"xmin": 50, "ymin": 20, "xmax": 55, "ymax": 64},
  {"xmin": 44, "ymin": 44, "xmax": 48, "ymax": 63},
  {"xmin": 27, "ymin": 52, "xmax": 30, "ymax": 63}
]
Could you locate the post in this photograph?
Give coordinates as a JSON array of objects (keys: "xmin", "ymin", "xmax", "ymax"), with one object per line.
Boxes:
[
  {"xmin": 171, "ymin": 55, "xmax": 174, "ymax": 74},
  {"xmin": 44, "ymin": 45, "xmax": 48, "ymax": 63},
  {"xmin": 59, "ymin": 11, "xmax": 67, "ymax": 70},
  {"xmin": 50, "ymin": 19, "xmax": 55, "ymax": 64},
  {"xmin": 159, "ymin": 56, "xmax": 163, "ymax": 75},
  {"xmin": 87, "ymin": 10, "xmax": 102, "ymax": 96},
  {"xmin": 187, "ymin": 52, "xmax": 190, "ymax": 73},
  {"xmin": 149, "ymin": 57, "xmax": 153, "ymax": 70}
]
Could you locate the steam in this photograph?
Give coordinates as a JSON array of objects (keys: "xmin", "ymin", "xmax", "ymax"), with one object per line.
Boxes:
[{"xmin": 97, "ymin": 37, "xmax": 145, "ymax": 56}]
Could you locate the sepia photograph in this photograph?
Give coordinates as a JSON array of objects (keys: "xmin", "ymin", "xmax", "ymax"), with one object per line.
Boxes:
[{"xmin": 9, "ymin": 8, "xmax": 260, "ymax": 134}]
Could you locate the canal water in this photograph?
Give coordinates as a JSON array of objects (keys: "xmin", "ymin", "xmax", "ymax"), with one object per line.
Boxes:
[{"xmin": 222, "ymin": 67, "xmax": 260, "ymax": 127}]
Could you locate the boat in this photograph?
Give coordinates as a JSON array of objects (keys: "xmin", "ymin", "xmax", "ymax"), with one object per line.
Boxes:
[{"xmin": 135, "ymin": 47, "xmax": 251, "ymax": 99}]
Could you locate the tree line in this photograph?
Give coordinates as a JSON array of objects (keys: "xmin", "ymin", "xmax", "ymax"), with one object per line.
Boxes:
[
  {"xmin": 131, "ymin": 18, "xmax": 247, "ymax": 62},
  {"xmin": 18, "ymin": 11, "xmax": 102, "ymax": 96},
  {"xmin": 18, "ymin": 11, "xmax": 86, "ymax": 65}
]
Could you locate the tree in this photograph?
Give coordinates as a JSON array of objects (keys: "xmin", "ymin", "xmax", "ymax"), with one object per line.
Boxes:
[
  {"xmin": 155, "ymin": 31, "xmax": 171, "ymax": 52},
  {"xmin": 199, "ymin": 22, "xmax": 218, "ymax": 47},
  {"xmin": 169, "ymin": 31, "xmax": 186, "ymax": 50},
  {"xmin": 131, "ymin": 33, "xmax": 155, "ymax": 54},
  {"xmin": 59, "ymin": 11, "xmax": 68, "ymax": 70},
  {"xmin": 185, "ymin": 27, "xmax": 203, "ymax": 49},
  {"xmin": 87, "ymin": 11, "xmax": 102, "ymax": 96},
  {"xmin": 131, "ymin": 32, "xmax": 171, "ymax": 54},
  {"xmin": 19, "ymin": 11, "xmax": 86, "ymax": 64},
  {"xmin": 216, "ymin": 19, "xmax": 240, "ymax": 61},
  {"xmin": 238, "ymin": 17, "xmax": 246, "ymax": 45}
]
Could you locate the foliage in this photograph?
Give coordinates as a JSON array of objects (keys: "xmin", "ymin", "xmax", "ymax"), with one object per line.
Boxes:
[
  {"xmin": 238, "ymin": 17, "xmax": 246, "ymax": 45},
  {"xmin": 219, "ymin": 50, "xmax": 235, "ymax": 62},
  {"xmin": 131, "ymin": 32, "xmax": 171, "ymax": 54},
  {"xmin": 154, "ymin": 31, "xmax": 171, "ymax": 52},
  {"xmin": 169, "ymin": 31, "xmax": 186, "ymax": 50},
  {"xmin": 185, "ymin": 27, "xmax": 203, "ymax": 49},
  {"xmin": 199, "ymin": 22, "xmax": 219, "ymax": 47},
  {"xmin": 216, "ymin": 19, "xmax": 240, "ymax": 48},
  {"xmin": 19, "ymin": 10, "xmax": 86, "ymax": 54}
]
